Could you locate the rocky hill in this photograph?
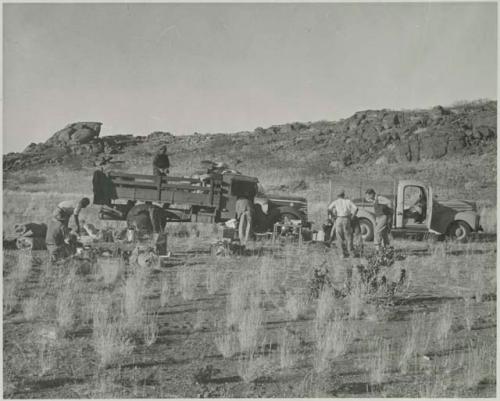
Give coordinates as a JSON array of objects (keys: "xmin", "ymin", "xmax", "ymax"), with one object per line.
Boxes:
[{"xmin": 3, "ymin": 100, "xmax": 496, "ymax": 174}]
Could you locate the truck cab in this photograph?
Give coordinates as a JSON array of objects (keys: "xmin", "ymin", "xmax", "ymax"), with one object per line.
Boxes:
[{"xmin": 354, "ymin": 180, "xmax": 481, "ymax": 242}]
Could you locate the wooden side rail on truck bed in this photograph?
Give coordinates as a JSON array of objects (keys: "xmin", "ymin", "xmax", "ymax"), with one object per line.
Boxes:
[{"xmin": 107, "ymin": 171, "xmax": 225, "ymax": 206}]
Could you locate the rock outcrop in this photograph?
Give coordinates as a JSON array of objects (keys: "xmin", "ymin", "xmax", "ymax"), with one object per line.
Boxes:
[
  {"xmin": 46, "ymin": 122, "xmax": 102, "ymax": 145},
  {"xmin": 3, "ymin": 101, "xmax": 496, "ymax": 173}
]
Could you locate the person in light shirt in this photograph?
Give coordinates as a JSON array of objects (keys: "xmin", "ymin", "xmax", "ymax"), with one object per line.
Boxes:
[{"xmin": 327, "ymin": 190, "xmax": 358, "ymax": 258}]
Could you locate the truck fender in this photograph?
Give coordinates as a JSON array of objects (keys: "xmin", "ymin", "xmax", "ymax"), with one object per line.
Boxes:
[
  {"xmin": 276, "ymin": 206, "xmax": 304, "ymax": 221},
  {"xmin": 357, "ymin": 209, "xmax": 376, "ymax": 227},
  {"xmin": 452, "ymin": 212, "xmax": 477, "ymax": 232}
]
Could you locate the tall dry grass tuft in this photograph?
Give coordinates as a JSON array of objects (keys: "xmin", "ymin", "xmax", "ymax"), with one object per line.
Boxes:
[
  {"xmin": 398, "ymin": 312, "xmax": 432, "ymax": 374},
  {"xmin": 97, "ymin": 257, "xmax": 123, "ymax": 286},
  {"xmin": 367, "ymin": 337, "xmax": 391, "ymax": 386},
  {"xmin": 214, "ymin": 329, "xmax": 238, "ymax": 358},
  {"xmin": 55, "ymin": 270, "xmax": 80, "ymax": 335},
  {"xmin": 279, "ymin": 327, "xmax": 300, "ymax": 370},
  {"xmin": 177, "ymin": 266, "xmax": 197, "ymax": 301},
  {"xmin": 435, "ymin": 303, "xmax": 453, "ymax": 347},
  {"xmin": 470, "ymin": 266, "xmax": 486, "ymax": 302},
  {"xmin": 418, "ymin": 375, "xmax": 449, "ymax": 398},
  {"xmin": 193, "ymin": 308, "xmax": 206, "ymax": 331},
  {"xmin": 143, "ymin": 312, "xmax": 159, "ymax": 347},
  {"xmin": 56, "ymin": 285, "xmax": 77, "ymax": 335},
  {"xmin": 237, "ymin": 293, "xmax": 263, "ymax": 353},
  {"xmin": 121, "ymin": 271, "xmax": 147, "ymax": 333},
  {"xmin": 226, "ymin": 275, "xmax": 252, "ymax": 328},
  {"xmin": 259, "ymin": 256, "xmax": 278, "ymax": 296},
  {"xmin": 313, "ymin": 318, "xmax": 353, "ymax": 373},
  {"xmin": 463, "ymin": 297, "xmax": 474, "ymax": 331},
  {"xmin": 92, "ymin": 298, "xmax": 133, "ymax": 368},
  {"xmin": 463, "ymin": 339, "xmax": 495, "ymax": 389},
  {"xmin": 94, "ymin": 322, "xmax": 134, "ymax": 368},
  {"xmin": 14, "ymin": 250, "xmax": 33, "ymax": 283},
  {"xmin": 347, "ymin": 282, "xmax": 366, "ymax": 320},
  {"xmin": 159, "ymin": 275, "xmax": 170, "ymax": 308},
  {"xmin": 237, "ymin": 352, "xmax": 272, "ymax": 384},
  {"xmin": 283, "ymin": 290, "xmax": 307, "ymax": 321},
  {"xmin": 206, "ymin": 266, "xmax": 223, "ymax": 296},
  {"xmin": 3, "ymin": 282, "xmax": 18, "ymax": 315},
  {"xmin": 314, "ymin": 288, "xmax": 337, "ymax": 335},
  {"xmin": 23, "ymin": 295, "xmax": 43, "ymax": 321}
]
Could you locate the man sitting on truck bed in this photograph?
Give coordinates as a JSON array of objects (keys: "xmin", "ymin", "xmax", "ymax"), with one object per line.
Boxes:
[{"xmin": 153, "ymin": 145, "xmax": 170, "ymax": 176}]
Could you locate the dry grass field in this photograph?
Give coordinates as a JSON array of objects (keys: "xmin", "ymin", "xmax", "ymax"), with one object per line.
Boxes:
[
  {"xmin": 3, "ymin": 215, "xmax": 496, "ymax": 397},
  {"xmin": 2, "ymin": 152, "xmax": 497, "ymax": 398}
]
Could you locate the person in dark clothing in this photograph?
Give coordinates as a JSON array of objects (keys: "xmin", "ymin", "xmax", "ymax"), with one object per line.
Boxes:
[
  {"xmin": 153, "ymin": 145, "xmax": 170, "ymax": 176},
  {"xmin": 92, "ymin": 170, "xmax": 116, "ymax": 205},
  {"xmin": 253, "ymin": 199, "xmax": 281, "ymax": 233},
  {"xmin": 126, "ymin": 204, "xmax": 167, "ymax": 234}
]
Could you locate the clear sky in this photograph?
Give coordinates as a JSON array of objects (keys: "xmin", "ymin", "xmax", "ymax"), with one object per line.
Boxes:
[{"xmin": 3, "ymin": 2, "xmax": 497, "ymax": 153}]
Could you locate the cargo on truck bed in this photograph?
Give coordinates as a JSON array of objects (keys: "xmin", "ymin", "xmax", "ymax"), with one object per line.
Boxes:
[{"xmin": 92, "ymin": 169, "xmax": 310, "ymax": 229}]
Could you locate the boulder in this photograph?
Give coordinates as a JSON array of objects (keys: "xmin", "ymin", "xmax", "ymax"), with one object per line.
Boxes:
[
  {"xmin": 71, "ymin": 128, "xmax": 98, "ymax": 144},
  {"xmin": 419, "ymin": 132, "xmax": 448, "ymax": 159},
  {"xmin": 147, "ymin": 131, "xmax": 174, "ymax": 142},
  {"xmin": 430, "ymin": 105, "xmax": 451, "ymax": 119},
  {"xmin": 46, "ymin": 122, "xmax": 102, "ymax": 145}
]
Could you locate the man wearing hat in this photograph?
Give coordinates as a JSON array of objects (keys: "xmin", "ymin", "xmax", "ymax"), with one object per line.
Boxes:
[
  {"xmin": 327, "ymin": 190, "xmax": 358, "ymax": 258},
  {"xmin": 153, "ymin": 145, "xmax": 170, "ymax": 176},
  {"xmin": 46, "ymin": 197, "xmax": 90, "ymax": 261},
  {"xmin": 364, "ymin": 188, "xmax": 393, "ymax": 250}
]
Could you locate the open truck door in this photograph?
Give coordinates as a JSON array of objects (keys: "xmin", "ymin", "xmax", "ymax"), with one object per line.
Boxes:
[
  {"xmin": 425, "ymin": 185, "xmax": 442, "ymax": 234},
  {"xmin": 395, "ymin": 182, "xmax": 405, "ymax": 228}
]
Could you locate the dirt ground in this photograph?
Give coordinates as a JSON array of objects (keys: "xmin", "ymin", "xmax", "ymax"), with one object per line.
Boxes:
[{"xmin": 2, "ymin": 232, "xmax": 497, "ymax": 398}]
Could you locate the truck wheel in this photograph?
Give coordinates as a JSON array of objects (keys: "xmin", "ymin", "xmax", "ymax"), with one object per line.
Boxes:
[
  {"xmin": 279, "ymin": 212, "xmax": 299, "ymax": 223},
  {"xmin": 358, "ymin": 218, "xmax": 374, "ymax": 242},
  {"xmin": 447, "ymin": 221, "xmax": 471, "ymax": 243}
]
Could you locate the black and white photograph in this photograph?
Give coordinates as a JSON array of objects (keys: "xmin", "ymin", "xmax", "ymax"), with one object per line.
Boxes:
[{"xmin": 2, "ymin": 1, "xmax": 497, "ymax": 398}]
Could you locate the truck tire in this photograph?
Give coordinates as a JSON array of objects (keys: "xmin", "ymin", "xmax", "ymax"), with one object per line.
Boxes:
[
  {"xmin": 447, "ymin": 221, "xmax": 471, "ymax": 243},
  {"xmin": 279, "ymin": 212, "xmax": 299, "ymax": 223},
  {"xmin": 358, "ymin": 218, "xmax": 374, "ymax": 242}
]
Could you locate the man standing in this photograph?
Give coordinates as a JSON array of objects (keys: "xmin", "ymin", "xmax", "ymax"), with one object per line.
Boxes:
[
  {"xmin": 328, "ymin": 190, "xmax": 358, "ymax": 258},
  {"xmin": 364, "ymin": 188, "xmax": 393, "ymax": 250},
  {"xmin": 153, "ymin": 145, "xmax": 170, "ymax": 176},
  {"xmin": 235, "ymin": 197, "xmax": 254, "ymax": 244},
  {"xmin": 46, "ymin": 197, "xmax": 90, "ymax": 261}
]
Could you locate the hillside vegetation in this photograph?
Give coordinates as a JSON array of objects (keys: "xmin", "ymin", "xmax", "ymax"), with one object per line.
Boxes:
[{"xmin": 3, "ymin": 100, "xmax": 497, "ymax": 215}]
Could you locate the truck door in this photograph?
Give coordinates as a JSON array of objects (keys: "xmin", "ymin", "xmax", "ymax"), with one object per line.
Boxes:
[
  {"xmin": 425, "ymin": 185, "xmax": 437, "ymax": 232},
  {"xmin": 395, "ymin": 183, "xmax": 405, "ymax": 228},
  {"xmin": 400, "ymin": 184, "xmax": 428, "ymax": 229}
]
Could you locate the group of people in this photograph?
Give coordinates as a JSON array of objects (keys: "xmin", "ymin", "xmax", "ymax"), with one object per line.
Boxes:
[
  {"xmin": 45, "ymin": 144, "xmax": 394, "ymax": 261},
  {"xmin": 327, "ymin": 188, "xmax": 392, "ymax": 258}
]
